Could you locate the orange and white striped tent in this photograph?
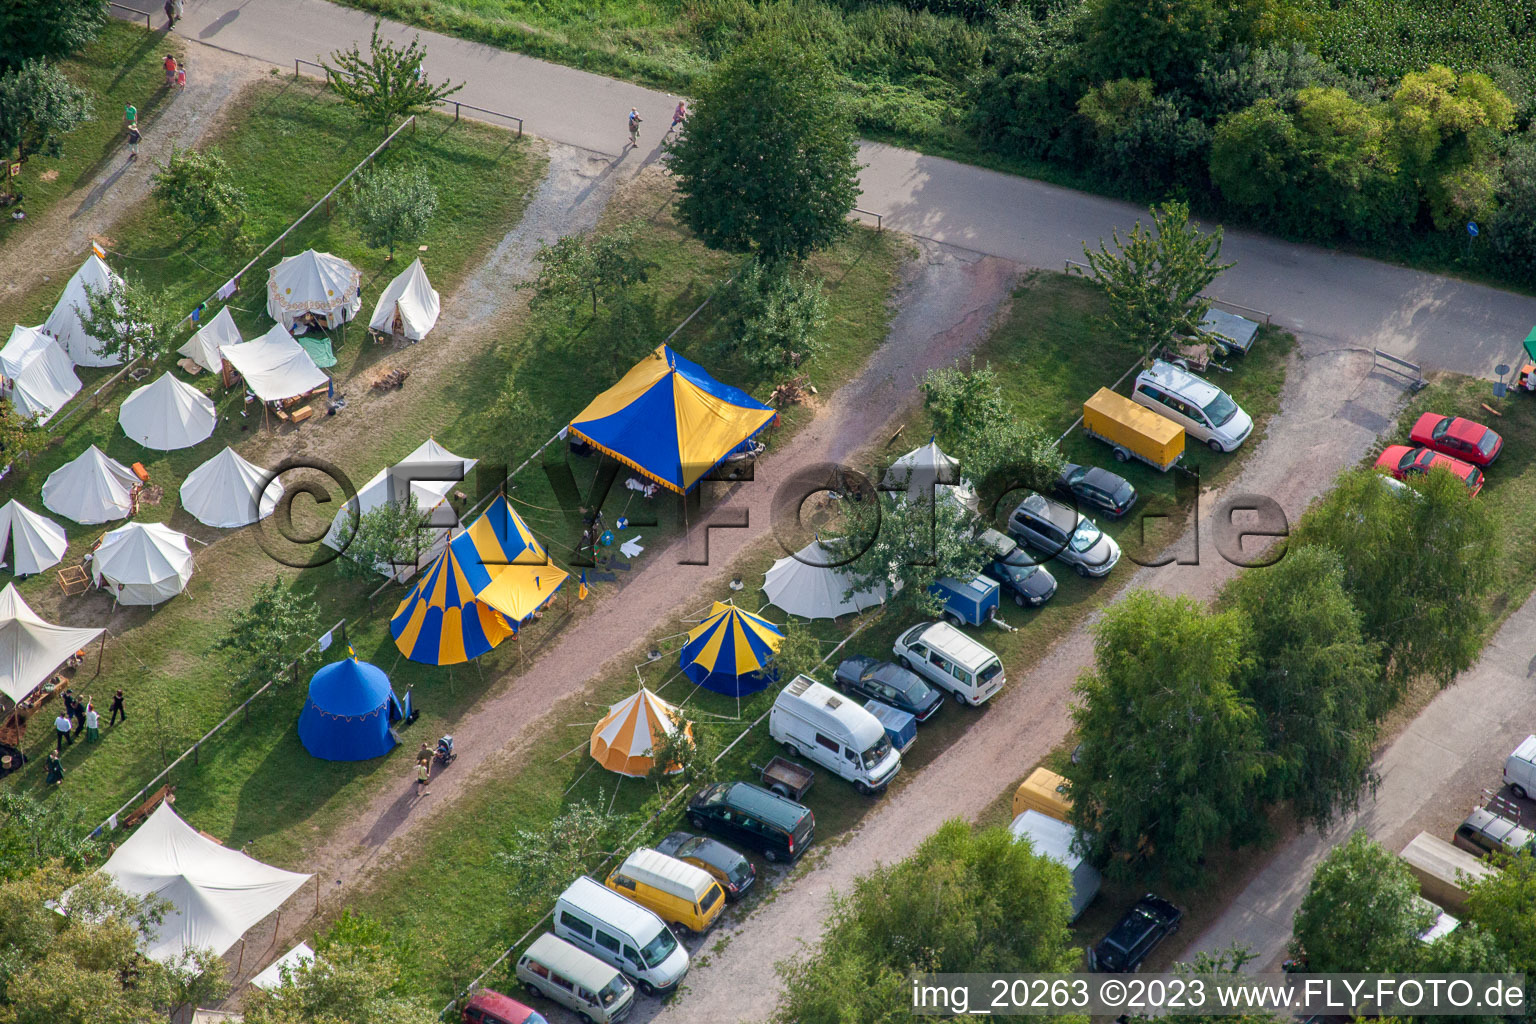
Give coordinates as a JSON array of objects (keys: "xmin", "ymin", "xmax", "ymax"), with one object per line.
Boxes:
[{"xmin": 590, "ymin": 687, "xmax": 694, "ymax": 778}]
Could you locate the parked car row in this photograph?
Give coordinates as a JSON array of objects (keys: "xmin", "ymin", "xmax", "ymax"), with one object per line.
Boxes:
[{"xmin": 1374, "ymin": 412, "xmax": 1503, "ymax": 498}]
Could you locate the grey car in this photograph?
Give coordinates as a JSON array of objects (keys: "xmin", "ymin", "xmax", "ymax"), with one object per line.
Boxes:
[{"xmin": 1007, "ymin": 493, "xmax": 1121, "ymax": 578}]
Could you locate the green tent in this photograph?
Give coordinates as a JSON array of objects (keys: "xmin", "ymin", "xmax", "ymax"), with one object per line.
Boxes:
[
  {"xmin": 1525, "ymin": 325, "xmax": 1536, "ymax": 364},
  {"xmin": 296, "ymin": 333, "xmax": 336, "ymax": 369}
]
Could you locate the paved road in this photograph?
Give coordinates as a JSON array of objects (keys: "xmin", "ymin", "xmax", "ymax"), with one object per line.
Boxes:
[{"xmin": 156, "ymin": 0, "xmax": 1536, "ymax": 379}]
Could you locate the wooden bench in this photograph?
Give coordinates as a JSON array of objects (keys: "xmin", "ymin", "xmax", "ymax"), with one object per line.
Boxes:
[{"xmin": 120, "ymin": 784, "xmax": 176, "ymax": 830}]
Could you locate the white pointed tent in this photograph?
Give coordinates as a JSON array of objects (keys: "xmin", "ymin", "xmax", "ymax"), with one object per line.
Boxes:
[
  {"xmin": 42, "ymin": 445, "xmax": 138, "ymax": 524},
  {"xmin": 881, "ymin": 440, "xmax": 979, "ymax": 511},
  {"xmin": 763, "ymin": 539, "xmax": 890, "ymax": 620},
  {"xmin": 221, "ymin": 324, "xmax": 328, "ymax": 403},
  {"xmin": 321, "ymin": 438, "xmax": 478, "ymax": 555},
  {"xmin": 95, "ymin": 802, "xmax": 311, "ymax": 962},
  {"xmin": 180, "ymin": 447, "xmax": 284, "ymax": 529},
  {"xmin": 1, "ymin": 325, "xmax": 81, "ymax": 424},
  {"xmin": 179, "ymin": 306, "xmax": 242, "ymax": 374},
  {"xmin": 266, "ymin": 250, "xmax": 361, "ymax": 330},
  {"xmin": 590, "ymin": 687, "xmax": 693, "ymax": 778},
  {"xmin": 119, "ymin": 373, "xmax": 217, "ymax": 450},
  {"xmin": 0, "ymin": 500, "xmax": 68, "ymax": 576},
  {"xmin": 0, "ymin": 583, "xmax": 102, "ymax": 704},
  {"xmin": 92, "ymin": 522, "xmax": 194, "ymax": 606},
  {"xmin": 44, "ymin": 254, "xmax": 125, "ymax": 367},
  {"xmin": 368, "ymin": 258, "xmax": 440, "ymax": 341}
]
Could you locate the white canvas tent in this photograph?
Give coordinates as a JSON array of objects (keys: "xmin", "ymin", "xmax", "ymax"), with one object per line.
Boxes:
[
  {"xmin": 1, "ymin": 325, "xmax": 81, "ymax": 424},
  {"xmin": 96, "ymin": 803, "xmax": 310, "ymax": 962},
  {"xmin": 119, "ymin": 372, "xmax": 217, "ymax": 450},
  {"xmin": 179, "ymin": 306, "xmax": 242, "ymax": 374},
  {"xmin": 881, "ymin": 440, "xmax": 979, "ymax": 511},
  {"xmin": 221, "ymin": 324, "xmax": 328, "ymax": 403},
  {"xmin": 251, "ymin": 943, "xmax": 316, "ymax": 991},
  {"xmin": 0, "ymin": 500, "xmax": 67, "ymax": 576},
  {"xmin": 367, "ymin": 258, "xmax": 439, "ymax": 341},
  {"xmin": 42, "ymin": 445, "xmax": 138, "ymax": 524},
  {"xmin": 266, "ymin": 250, "xmax": 361, "ymax": 330},
  {"xmin": 763, "ymin": 539, "xmax": 889, "ymax": 620},
  {"xmin": 0, "ymin": 583, "xmax": 102, "ymax": 705},
  {"xmin": 180, "ymin": 447, "xmax": 284, "ymax": 529},
  {"xmin": 321, "ymin": 438, "xmax": 478, "ymax": 559},
  {"xmin": 44, "ymin": 254, "xmax": 125, "ymax": 367},
  {"xmin": 92, "ymin": 521, "xmax": 194, "ymax": 607}
]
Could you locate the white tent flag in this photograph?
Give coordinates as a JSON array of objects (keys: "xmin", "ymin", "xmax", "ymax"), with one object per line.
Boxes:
[
  {"xmin": 92, "ymin": 521, "xmax": 194, "ymax": 607},
  {"xmin": 95, "ymin": 803, "xmax": 311, "ymax": 962},
  {"xmin": 266, "ymin": 249, "xmax": 361, "ymax": 329},
  {"xmin": 42, "ymin": 445, "xmax": 138, "ymax": 524},
  {"xmin": 0, "ymin": 325, "xmax": 81, "ymax": 423},
  {"xmin": 321, "ymin": 437, "xmax": 478, "ymax": 557},
  {"xmin": 180, "ymin": 446, "xmax": 284, "ymax": 528},
  {"xmin": 0, "ymin": 500, "xmax": 68, "ymax": 576},
  {"xmin": 762, "ymin": 539, "xmax": 889, "ymax": 620},
  {"xmin": 44, "ymin": 254, "xmax": 125, "ymax": 367},
  {"xmin": 0, "ymin": 583, "xmax": 102, "ymax": 704},
  {"xmin": 179, "ymin": 306, "xmax": 242, "ymax": 373},
  {"xmin": 368, "ymin": 258, "xmax": 440, "ymax": 341},
  {"xmin": 220, "ymin": 324, "xmax": 328, "ymax": 403},
  {"xmin": 119, "ymin": 372, "xmax": 217, "ymax": 451}
]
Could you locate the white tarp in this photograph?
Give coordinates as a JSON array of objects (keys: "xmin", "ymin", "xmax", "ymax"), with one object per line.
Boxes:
[
  {"xmin": 42, "ymin": 445, "xmax": 138, "ymax": 524},
  {"xmin": 119, "ymin": 372, "xmax": 217, "ymax": 451},
  {"xmin": 367, "ymin": 258, "xmax": 439, "ymax": 341},
  {"xmin": 763, "ymin": 539, "xmax": 888, "ymax": 620},
  {"xmin": 44, "ymin": 254, "xmax": 125, "ymax": 367},
  {"xmin": 321, "ymin": 438, "xmax": 478, "ymax": 557},
  {"xmin": 0, "ymin": 583, "xmax": 101, "ymax": 704},
  {"xmin": 92, "ymin": 521, "xmax": 193, "ymax": 606},
  {"xmin": 1, "ymin": 325, "xmax": 81, "ymax": 424},
  {"xmin": 0, "ymin": 500, "xmax": 67, "ymax": 576},
  {"xmin": 221, "ymin": 324, "xmax": 328, "ymax": 403},
  {"xmin": 180, "ymin": 447, "xmax": 284, "ymax": 529},
  {"xmin": 881, "ymin": 441, "xmax": 979, "ymax": 511},
  {"xmin": 266, "ymin": 250, "xmax": 361, "ymax": 330},
  {"xmin": 179, "ymin": 307, "xmax": 242, "ymax": 373},
  {"xmin": 250, "ymin": 942, "xmax": 316, "ymax": 991},
  {"xmin": 96, "ymin": 803, "xmax": 310, "ymax": 962}
]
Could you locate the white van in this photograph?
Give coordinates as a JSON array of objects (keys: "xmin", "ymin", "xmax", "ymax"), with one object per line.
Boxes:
[
  {"xmin": 1132, "ymin": 359, "xmax": 1253, "ymax": 453},
  {"xmin": 1009, "ymin": 811, "xmax": 1101, "ymax": 922},
  {"xmin": 769, "ymin": 676, "xmax": 900, "ymax": 794},
  {"xmin": 553, "ymin": 877, "xmax": 689, "ymax": 997},
  {"xmin": 891, "ymin": 621, "xmax": 1005, "ymax": 706},
  {"xmin": 1504, "ymin": 735, "xmax": 1536, "ymax": 798},
  {"xmin": 516, "ymin": 933, "xmax": 635, "ymax": 1023}
]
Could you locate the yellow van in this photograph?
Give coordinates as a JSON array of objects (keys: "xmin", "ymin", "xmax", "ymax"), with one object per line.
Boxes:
[
  {"xmin": 1012, "ymin": 768, "xmax": 1072, "ymax": 822},
  {"xmin": 605, "ymin": 848, "xmax": 725, "ymax": 935}
]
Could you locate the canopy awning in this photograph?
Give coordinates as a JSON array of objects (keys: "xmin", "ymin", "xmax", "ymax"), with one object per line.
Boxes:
[
  {"xmin": 221, "ymin": 324, "xmax": 328, "ymax": 403},
  {"xmin": 0, "ymin": 583, "xmax": 102, "ymax": 705},
  {"xmin": 450, "ymin": 496, "xmax": 566, "ymax": 626}
]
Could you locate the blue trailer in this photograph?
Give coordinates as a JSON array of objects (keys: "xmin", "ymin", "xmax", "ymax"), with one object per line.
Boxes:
[
  {"xmin": 863, "ymin": 699, "xmax": 917, "ymax": 754},
  {"xmin": 928, "ymin": 574, "xmax": 1001, "ymax": 628}
]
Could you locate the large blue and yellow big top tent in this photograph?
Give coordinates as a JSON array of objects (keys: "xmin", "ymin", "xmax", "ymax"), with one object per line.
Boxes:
[
  {"xmin": 567, "ymin": 344, "xmax": 775, "ymax": 494},
  {"xmin": 390, "ymin": 541, "xmax": 514, "ymax": 666},
  {"xmin": 451, "ymin": 495, "xmax": 568, "ymax": 628},
  {"xmin": 679, "ymin": 601, "xmax": 785, "ymax": 697}
]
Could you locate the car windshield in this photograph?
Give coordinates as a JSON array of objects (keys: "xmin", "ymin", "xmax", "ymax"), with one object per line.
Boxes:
[
  {"xmin": 1065, "ymin": 467, "xmax": 1087, "ymax": 486},
  {"xmin": 1203, "ymin": 391, "xmax": 1238, "ymax": 427},
  {"xmin": 1112, "ymin": 483, "xmax": 1135, "ymax": 505},
  {"xmin": 1069, "ymin": 518, "xmax": 1101, "ymax": 552},
  {"xmin": 861, "ymin": 735, "xmax": 892, "ymax": 770},
  {"xmin": 639, "ymin": 928, "xmax": 678, "ymax": 968},
  {"xmin": 1478, "ymin": 431, "xmax": 1499, "ymax": 455},
  {"xmin": 598, "ymin": 978, "xmax": 627, "ymax": 1005},
  {"xmin": 978, "ymin": 659, "xmax": 1003, "ymax": 683},
  {"xmin": 728, "ymin": 859, "xmax": 753, "ymax": 883},
  {"xmin": 1467, "ymin": 468, "xmax": 1484, "ymax": 491},
  {"xmin": 1000, "ymin": 548, "xmax": 1040, "ymax": 569}
]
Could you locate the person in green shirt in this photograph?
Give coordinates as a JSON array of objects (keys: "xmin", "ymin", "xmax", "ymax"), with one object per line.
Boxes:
[{"xmin": 124, "ymin": 103, "xmax": 136, "ymax": 127}]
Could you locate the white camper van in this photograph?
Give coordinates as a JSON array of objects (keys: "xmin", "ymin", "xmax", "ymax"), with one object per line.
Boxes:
[
  {"xmin": 1009, "ymin": 810, "xmax": 1102, "ymax": 921},
  {"xmin": 1504, "ymin": 735, "xmax": 1536, "ymax": 798},
  {"xmin": 769, "ymin": 675, "xmax": 900, "ymax": 795},
  {"xmin": 553, "ymin": 877, "xmax": 689, "ymax": 997}
]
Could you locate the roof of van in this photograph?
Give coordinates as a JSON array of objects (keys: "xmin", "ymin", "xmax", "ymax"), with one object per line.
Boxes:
[
  {"xmin": 557, "ymin": 876, "xmax": 666, "ymax": 939},
  {"xmin": 723, "ymin": 782, "xmax": 810, "ymax": 831},
  {"xmin": 618, "ymin": 848, "xmax": 716, "ymax": 902},
  {"xmin": 1009, "ymin": 810, "xmax": 1086, "ymax": 870},
  {"xmin": 779, "ymin": 676, "xmax": 884, "ymax": 750},
  {"xmin": 917, "ymin": 621, "xmax": 1000, "ymax": 671},
  {"xmin": 1140, "ymin": 360, "xmax": 1222, "ymax": 407},
  {"xmin": 524, "ymin": 933, "xmax": 625, "ymax": 991},
  {"xmin": 1514, "ymin": 735, "xmax": 1536, "ymax": 762}
]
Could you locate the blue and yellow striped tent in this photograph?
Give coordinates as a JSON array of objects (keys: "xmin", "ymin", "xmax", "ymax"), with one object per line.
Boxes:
[
  {"xmin": 567, "ymin": 344, "xmax": 774, "ymax": 494},
  {"xmin": 451, "ymin": 495, "xmax": 568, "ymax": 628},
  {"xmin": 679, "ymin": 601, "xmax": 784, "ymax": 697},
  {"xmin": 390, "ymin": 542, "xmax": 514, "ymax": 665}
]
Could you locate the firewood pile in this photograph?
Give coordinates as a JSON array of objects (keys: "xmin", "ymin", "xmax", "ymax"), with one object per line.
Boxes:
[
  {"xmin": 371, "ymin": 368, "xmax": 410, "ymax": 391},
  {"xmin": 770, "ymin": 375, "xmax": 815, "ymax": 407}
]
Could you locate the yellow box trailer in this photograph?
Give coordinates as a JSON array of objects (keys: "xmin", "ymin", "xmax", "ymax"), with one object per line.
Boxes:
[
  {"xmin": 1082, "ymin": 387, "xmax": 1184, "ymax": 471},
  {"xmin": 1013, "ymin": 767, "xmax": 1073, "ymax": 822}
]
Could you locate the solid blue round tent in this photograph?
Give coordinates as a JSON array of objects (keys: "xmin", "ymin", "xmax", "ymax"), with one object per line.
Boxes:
[{"xmin": 297, "ymin": 656, "xmax": 404, "ymax": 761}]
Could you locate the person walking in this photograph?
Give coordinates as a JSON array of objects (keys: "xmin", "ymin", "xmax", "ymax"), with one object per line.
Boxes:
[
  {"xmin": 669, "ymin": 101, "xmax": 687, "ymax": 135},
  {"xmin": 69, "ymin": 692, "xmax": 86, "ymax": 738},
  {"xmin": 54, "ymin": 713, "xmax": 72, "ymax": 752},
  {"xmin": 124, "ymin": 103, "xmax": 137, "ymax": 128},
  {"xmin": 164, "ymin": 54, "xmax": 177, "ymax": 87},
  {"xmin": 84, "ymin": 703, "xmax": 100, "ymax": 743},
  {"xmin": 417, "ymin": 741, "xmax": 433, "ymax": 767},
  {"xmin": 627, "ymin": 108, "xmax": 642, "ymax": 148},
  {"xmin": 415, "ymin": 759, "xmax": 430, "ymax": 793},
  {"xmin": 128, "ymin": 124, "xmax": 141, "ymax": 160},
  {"xmin": 109, "ymin": 689, "xmax": 127, "ymax": 726},
  {"xmin": 45, "ymin": 751, "xmax": 64, "ymax": 786},
  {"xmin": 175, "ymin": 62, "xmax": 186, "ymax": 89}
]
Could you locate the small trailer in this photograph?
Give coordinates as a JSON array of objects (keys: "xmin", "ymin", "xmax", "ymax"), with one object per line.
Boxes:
[
  {"xmin": 927, "ymin": 574, "xmax": 1000, "ymax": 628},
  {"xmin": 756, "ymin": 756, "xmax": 814, "ymax": 801},
  {"xmin": 863, "ymin": 699, "xmax": 917, "ymax": 754},
  {"xmin": 1082, "ymin": 388, "xmax": 1185, "ymax": 472}
]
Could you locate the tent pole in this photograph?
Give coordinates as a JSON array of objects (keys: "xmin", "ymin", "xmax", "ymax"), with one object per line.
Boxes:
[
  {"xmin": 235, "ymin": 939, "xmax": 246, "ymax": 978},
  {"xmin": 267, "ymin": 911, "xmax": 281, "ymax": 958},
  {"xmin": 315, "ymin": 874, "xmax": 321, "ymax": 917},
  {"xmin": 93, "ymin": 628, "xmax": 107, "ymax": 678}
]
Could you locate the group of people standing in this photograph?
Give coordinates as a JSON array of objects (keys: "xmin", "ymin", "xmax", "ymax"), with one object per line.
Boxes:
[{"xmin": 46, "ymin": 689, "xmax": 126, "ymax": 785}]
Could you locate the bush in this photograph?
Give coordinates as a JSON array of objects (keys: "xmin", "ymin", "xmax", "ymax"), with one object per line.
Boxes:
[
  {"xmin": 152, "ymin": 147, "xmax": 246, "ymax": 230},
  {"xmin": 1077, "ymin": 78, "xmax": 1212, "ymax": 192},
  {"xmin": 715, "ymin": 257, "xmax": 828, "ymax": 374},
  {"xmin": 1489, "ymin": 134, "xmax": 1536, "ymax": 282},
  {"xmin": 967, "ymin": 7, "xmax": 1093, "ymax": 162},
  {"xmin": 349, "ymin": 164, "xmax": 438, "ymax": 258}
]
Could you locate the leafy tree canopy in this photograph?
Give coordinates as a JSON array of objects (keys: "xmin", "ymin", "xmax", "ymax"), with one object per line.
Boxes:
[
  {"xmin": 212, "ymin": 578, "xmax": 322, "ymax": 690},
  {"xmin": 76, "ymin": 276, "xmax": 178, "ymax": 366},
  {"xmin": 325, "ymin": 21, "xmax": 463, "ymax": 128},
  {"xmin": 152, "ymin": 147, "xmax": 246, "ymax": 230},
  {"xmin": 0, "ymin": 1, "xmax": 106, "ymax": 73},
  {"xmin": 1291, "ymin": 831, "xmax": 1433, "ymax": 973},
  {"xmin": 0, "ymin": 60, "xmax": 91, "ymax": 169},
  {"xmin": 349, "ymin": 165, "xmax": 438, "ymax": 258}
]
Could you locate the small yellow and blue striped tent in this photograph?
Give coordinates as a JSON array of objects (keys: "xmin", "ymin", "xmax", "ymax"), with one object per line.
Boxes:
[
  {"xmin": 678, "ymin": 601, "xmax": 784, "ymax": 697},
  {"xmin": 389, "ymin": 542, "xmax": 513, "ymax": 665},
  {"xmin": 567, "ymin": 344, "xmax": 774, "ymax": 494},
  {"xmin": 451, "ymin": 495, "xmax": 568, "ymax": 628}
]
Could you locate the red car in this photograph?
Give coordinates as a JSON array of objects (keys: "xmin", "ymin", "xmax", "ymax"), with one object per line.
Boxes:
[
  {"xmin": 1409, "ymin": 413, "xmax": 1503, "ymax": 466},
  {"xmin": 1375, "ymin": 445, "xmax": 1484, "ymax": 497}
]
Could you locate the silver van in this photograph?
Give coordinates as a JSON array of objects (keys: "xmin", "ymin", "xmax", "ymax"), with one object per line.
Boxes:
[
  {"xmin": 1007, "ymin": 492, "xmax": 1120, "ymax": 578},
  {"xmin": 1132, "ymin": 359, "xmax": 1253, "ymax": 452},
  {"xmin": 891, "ymin": 621, "xmax": 1005, "ymax": 706},
  {"xmin": 553, "ymin": 877, "xmax": 689, "ymax": 996},
  {"xmin": 516, "ymin": 933, "xmax": 634, "ymax": 1024}
]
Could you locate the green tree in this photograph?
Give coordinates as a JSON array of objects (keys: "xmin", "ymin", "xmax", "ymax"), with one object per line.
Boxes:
[
  {"xmin": 1390, "ymin": 66, "xmax": 1515, "ymax": 230},
  {"xmin": 324, "ymin": 21, "xmax": 463, "ymax": 128},
  {"xmin": 497, "ymin": 802, "xmax": 630, "ymax": 911},
  {"xmin": 646, "ymin": 721, "xmax": 715, "ymax": 789},
  {"xmin": 1464, "ymin": 851, "xmax": 1536, "ymax": 979},
  {"xmin": 771, "ymin": 619, "xmax": 827, "ymax": 684},
  {"xmin": 1067, "ymin": 590, "xmax": 1263, "ymax": 883},
  {"xmin": 528, "ymin": 225, "xmax": 655, "ymax": 318},
  {"xmin": 921, "ymin": 358, "xmax": 1063, "ymax": 489},
  {"xmin": 212, "ymin": 578, "xmax": 322, "ymax": 691},
  {"xmin": 1224, "ymin": 546, "xmax": 1384, "ymax": 826},
  {"xmin": 0, "ymin": 400, "xmax": 44, "ymax": 472},
  {"xmin": 1291, "ymin": 87, "xmax": 1408, "ymax": 238},
  {"xmin": 339, "ymin": 493, "xmax": 431, "ymax": 582},
  {"xmin": 1489, "ymin": 135, "xmax": 1536, "ymax": 282},
  {"xmin": 349, "ymin": 165, "xmax": 438, "ymax": 259},
  {"xmin": 1082, "ymin": 201, "xmax": 1234, "ymax": 354},
  {"xmin": 241, "ymin": 938, "xmax": 435, "ymax": 1024},
  {"xmin": 715, "ymin": 257, "xmax": 828, "ymax": 374},
  {"xmin": 151, "ymin": 147, "xmax": 246, "ymax": 231},
  {"xmin": 0, "ymin": 1, "xmax": 107, "ymax": 73},
  {"xmin": 831, "ymin": 491, "xmax": 989, "ymax": 620},
  {"xmin": 1210, "ymin": 99, "xmax": 1303, "ymax": 213},
  {"xmin": 772, "ymin": 820, "xmax": 1079, "ymax": 1024},
  {"xmin": 0, "ymin": 60, "xmax": 90, "ymax": 174},
  {"xmin": 1290, "ymin": 831, "xmax": 1432, "ymax": 972},
  {"xmin": 0, "ymin": 793, "xmax": 102, "ymax": 880},
  {"xmin": 669, "ymin": 33, "xmax": 860, "ymax": 262},
  {"xmin": 76, "ymin": 277, "xmax": 178, "ymax": 366}
]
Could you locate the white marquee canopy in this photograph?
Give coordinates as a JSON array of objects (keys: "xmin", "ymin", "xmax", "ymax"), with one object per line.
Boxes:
[
  {"xmin": 221, "ymin": 324, "xmax": 328, "ymax": 403},
  {"xmin": 0, "ymin": 583, "xmax": 102, "ymax": 705}
]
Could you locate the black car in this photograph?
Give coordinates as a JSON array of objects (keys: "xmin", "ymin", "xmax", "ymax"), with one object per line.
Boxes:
[
  {"xmin": 1056, "ymin": 462, "xmax": 1138, "ymax": 519},
  {"xmin": 655, "ymin": 830, "xmax": 757, "ymax": 901},
  {"xmin": 687, "ymin": 782, "xmax": 814, "ymax": 863},
  {"xmin": 1088, "ymin": 894, "xmax": 1183, "ymax": 972},
  {"xmin": 832, "ymin": 656, "xmax": 945, "ymax": 722},
  {"xmin": 976, "ymin": 528, "xmax": 1058, "ymax": 608}
]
